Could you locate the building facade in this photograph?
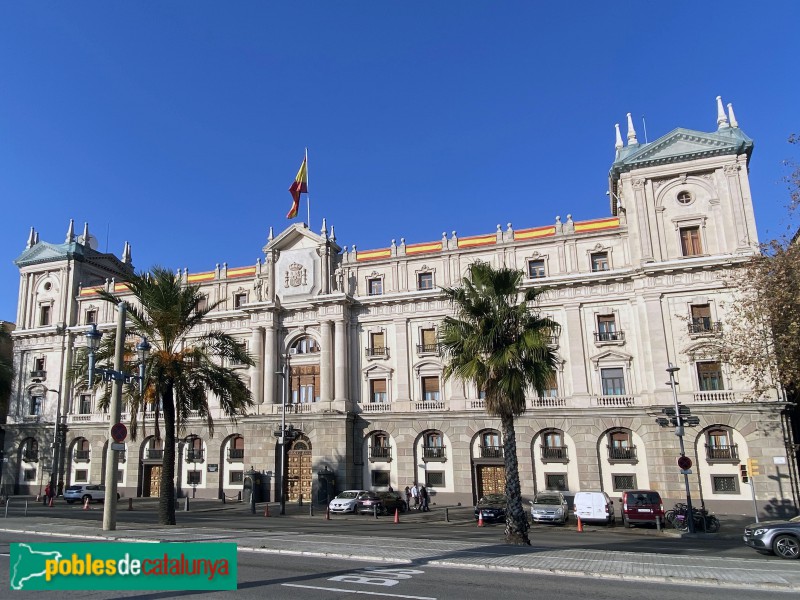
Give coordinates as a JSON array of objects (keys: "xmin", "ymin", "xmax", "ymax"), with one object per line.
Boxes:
[{"xmin": 4, "ymin": 99, "xmax": 797, "ymax": 515}]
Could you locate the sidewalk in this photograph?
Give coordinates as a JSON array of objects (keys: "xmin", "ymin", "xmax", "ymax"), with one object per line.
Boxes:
[{"xmin": 1, "ymin": 512, "xmax": 797, "ymax": 592}]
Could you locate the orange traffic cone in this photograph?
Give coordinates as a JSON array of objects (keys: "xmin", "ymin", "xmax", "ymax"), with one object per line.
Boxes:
[
  {"xmin": 264, "ymin": 503, "xmax": 270, "ymax": 517},
  {"xmin": 577, "ymin": 516, "xmax": 583, "ymax": 532},
  {"xmin": 478, "ymin": 511, "xmax": 484, "ymax": 527},
  {"xmin": 394, "ymin": 508, "xmax": 400, "ymax": 524},
  {"xmin": 83, "ymin": 497, "xmax": 90, "ymax": 511}
]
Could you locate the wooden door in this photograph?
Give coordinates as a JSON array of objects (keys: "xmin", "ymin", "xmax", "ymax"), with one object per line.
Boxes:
[
  {"xmin": 287, "ymin": 441, "xmax": 312, "ymax": 502},
  {"xmin": 477, "ymin": 465, "xmax": 505, "ymax": 497},
  {"xmin": 148, "ymin": 465, "xmax": 162, "ymax": 497}
]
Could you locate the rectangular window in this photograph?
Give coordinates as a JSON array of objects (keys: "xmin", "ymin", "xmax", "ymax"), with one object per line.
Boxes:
[
  {"xmin": 545, "ymin": 473, "xmax": 567, "ymax": 491},
  {"xmin": 420, "ymin": 328, "xmax": 437, "ymax": 354},
  {"xmin": 690, "ymin": 304, "xmax": 712, "ymax": 333},
  {"xmin": 370, "ymin": 379, "xmax": 387, "ymax": 403},
  {"xmin": 596, "ymin": 314, "xmax": 620, "ymax": 342},
  {"xmin": 601, "ymin": 368, "xmax": 625, "ymax": 395},
  {"xmin": 233, "ymin": 293, "xmax": 247, "ymax": 309},
  {"xmin": 24, "ymin": 468, "xmax": 37, "ymax": 482},
  {"xmin": 74, "ymin": 470, "xmax": 88, "ymax": 483},
  {"xmin": 422, "ymin": 376, "xmax": 440, "ymax": 401},
  {"xmin": 591, "ymin": 252, "xmax": 609, "ymax": 272},
  {"xmin": 196, "ymin": 295, "xmax": 208, "ymax": 313},
  {"xmin": 417, "ymin": 272, "xmax": 433, "ymax": 290},
  {"xmin": 528, "ymin": 259, "xmax": 546, "ymax": 279},
  {"xmin": 368, "ymin": 278, "xmax": 383, "ymax": 296},
  {"xmin": 290, "ymin": 365, "xmax": 320, "ymax": 403},
  {"xmin": 79, "ymin": 394, "xmax": 92, "ymax": 414},
  {"xmin": 85, "ymin": 309, "xmax": 97, "ymax": 325},
  {"xmin": 117, "ymin": 469, "xmax": 124, "ymax": 482},
  {"xmin": 370, "ymin": 332, "xmax": 385, "ymax": 355},
  {"xmin": 34, "ymin": 357, "xmax": 46, "ymax": 371},
  {"xmin": 426, "ymin": 471, "xmax": 445, "ymax": 487},
  {"xmin": 712, "ymin": 475, "xmax": 738, "ymax": 494},
  {"xmin": 29, "ymin": 396, "xmax": 43, "ymax": 416},
  {"xmin": 371, "ymin": 471, "xmax": 390, "ymax": 487},
  {"xmin": 39, "ymin": 305, "xmax": 51, "ymax": 326},
  {"xmin": 229, "ymin": 471, "xmax": 244, "ymax": 484},
  {"xmin": 613, "ymin": 474, "xmax": 637, "ymax": 491},
  {"xmin": 542, "ymin": 376, "xmax": 559, "ymax": 398},
  {"xmin": 680, "ymin": 226, "xmax": 702, "ymax": 256},
  {"xmin": 187, "ymin": 471, "xmax": 201, "ymax": 485},
  {"xmin": 697, "ymin": 361, "xmax": 724, "ymax": 391}
]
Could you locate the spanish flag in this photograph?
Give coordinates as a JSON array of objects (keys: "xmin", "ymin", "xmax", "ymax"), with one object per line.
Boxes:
[{"xmin": 287, "ymin": 155, "xmax": 308, "ymax": 219}]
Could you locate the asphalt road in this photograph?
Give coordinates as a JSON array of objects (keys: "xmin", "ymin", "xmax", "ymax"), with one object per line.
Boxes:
[
  {"xmin": 4, "ymin": 498, "xmax": 762, "ymax": 560},
  {"xmin": 0, "ymin": 531, "xmax": 791, "ymax": 600}
]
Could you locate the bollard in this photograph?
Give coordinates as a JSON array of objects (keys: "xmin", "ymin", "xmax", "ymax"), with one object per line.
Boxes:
[
  {"xmin": 5, "ymin": 499, "xmax": 9, "ymax": 519},
  {"xmin": 309, "ymin": 503, "xmax": 314, "ymax": 517},
  {"xmin": 656, "ymin": 515, "xmax": 661, "ymax": 532},
  {"xmin": 128, "ymin": 498, "xmax": 133, "ymax": 511},
  {"xmin": 298, "ymin": 494, "xmax": 303, "ymax": 508},
  {"xmin": 25, "ymin": 500, "xmax": 29, "ymax": 517},
  {"xmin": 445, "ymin": 507, "xmax": 450, "ymax": 523},
  {"xmin": 238, "ymin": 491, "xmax": 242, "ymax": 502},
  {"xmin": 184, "ymin": 496, "xmax": 190, "ymax": 512},
  {"xmin": 222, "ymin": 494, "xmax": 226, "ymax": 505},
  {"xmin": 374, "ymin": 504, "xmax": 378, "ymax": 519}
]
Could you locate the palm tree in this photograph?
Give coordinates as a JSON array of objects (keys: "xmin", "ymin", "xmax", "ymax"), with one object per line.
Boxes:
[
  {"xmin": 75, "ymin": 267, "xmax": 254, "ymax": 525},
  {"xmin": 440, "ymin": 262, "xmax": 559, "ymax": 545}
]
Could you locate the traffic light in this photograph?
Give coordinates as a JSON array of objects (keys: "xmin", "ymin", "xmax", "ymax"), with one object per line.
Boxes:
[
  {"xmin": 747, "ymin": 458, "xmax": 760, "ymax": 477},
  {"xmin": 740, "ymin": 463, "xmax": 750, "ymax": 484}
]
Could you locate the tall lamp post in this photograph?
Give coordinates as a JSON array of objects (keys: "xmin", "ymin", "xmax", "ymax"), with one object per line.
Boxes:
[
  {"xmin": 85, "ymin": 302, "xmax": 150, "ymax": 531},
  {"xmin": 46, "ymin": 388, "xmax": 64, "ymax": 497},
  {"xmin": 666, "ymin": 363, "xmax": 696, "ymax": 534},
  {"xmin": 275, "ymin": 354, "xmax": 289, "ymax": 515}
]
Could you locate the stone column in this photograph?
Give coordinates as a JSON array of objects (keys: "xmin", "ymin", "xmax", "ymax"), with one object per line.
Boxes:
[
  {"xmin": 334, "ymin": 318, "xmax": 348, "ymax": 400},
  {"xmin": 320, "ymin": 320, "xmax": 333, "ymax": 403},
  {"xmin": 264, "ymin": 325, "xmax": 277, "ymax": 404},
  {"xmin": 250, "ymin": 327, "xmax": 264, "ymax": 405}
]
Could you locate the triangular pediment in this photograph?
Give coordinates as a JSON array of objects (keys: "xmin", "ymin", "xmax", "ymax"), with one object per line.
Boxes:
[
  {"xmin": 611, "ymin": 127, "xmax": 753, "ymax": 176},
  {"xmin": 15, "ymin": 242, "xmax": 82, "ymax": 267},
  {"xmin": 264, "ymin": 223, "xmax": 340, "ymax": 254},
  {"xmin": 590, "ymin": 349, "xmax": 634, "ymax": 367}
]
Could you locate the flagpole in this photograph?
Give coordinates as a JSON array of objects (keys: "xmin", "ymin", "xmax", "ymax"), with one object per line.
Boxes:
[{"xmin": 305, "ymin": 148, "xmax": 310, "ymax": 227}]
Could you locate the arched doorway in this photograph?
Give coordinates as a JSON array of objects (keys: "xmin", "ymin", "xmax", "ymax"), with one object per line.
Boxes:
[{"xmin": 286, "ymin": 437, "xmax": 312, "ymax": 502}]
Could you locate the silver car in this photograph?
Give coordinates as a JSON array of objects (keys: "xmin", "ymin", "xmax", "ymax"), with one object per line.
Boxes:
[
  {"xmin": 328, "ymin": 490, "xmax": 369, "ymax": 514},
  {"xmin": 530, "ymin": 491, "xmax": 569, "ymax": 524},
  {"xmin": 743, "ymin": 516, "xmax": 800, "ymax": 559},
  {"xmin": 63, "ymin": 484, "xmax": 119, "ymax": 504}
]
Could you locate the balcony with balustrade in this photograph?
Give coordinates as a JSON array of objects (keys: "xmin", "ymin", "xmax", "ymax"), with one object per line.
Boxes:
[
  {"xmin": 422, "ymin": 446, "xmax": 446, "ymax": 462},
  {"xmin": 416, "ymin": 343, "xmax": 441, "ymax": 356},
  {"xmin": 186, "ymin": 448, "xmax": 204, "ymax": 463},
  {"xmin": 607, "ymin": 445, "xmax": 638, "ymax": 464},
  {"xmin": 540, "ymin": 445, "xmax": 569, "ymax": 463},
  {"xmin": 365, "ymin": 346, "xmax": 389, "ymax": 359},
  {"xmin": 369, "ymin": 445, "xmax": 392, "ymax": 462},
  {"xmin": 145, "ymin": 447, "xmax": 163, "ymax": 461},
  {"xmin": 480, "ymin": 445, "xmax": 503, "ymax": 459},
  {"xmin": 73, "ymin": 450, "xmax": 90, "ymax": 463},
  {"xmin": 705, "ymin": 443, "xmax": 739, "ymax": 463},
  {"xmin": 228, "ymin": 448, "xmax": 244, "ymax": 462}
]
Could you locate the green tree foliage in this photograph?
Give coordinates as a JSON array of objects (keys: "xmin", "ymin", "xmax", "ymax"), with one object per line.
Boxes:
[
  {"xmin": 72, "ymin": 267, "xmax": 254, "ymax": 525},
  {"xmin": 439, "ymin": 262, "xmax": 559, "ymax": 545}
]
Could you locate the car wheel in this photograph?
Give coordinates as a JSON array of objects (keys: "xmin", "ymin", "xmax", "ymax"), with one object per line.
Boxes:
[{"xmin": 773, "ymin": 534, "xmax": 800, "ymax": 559}]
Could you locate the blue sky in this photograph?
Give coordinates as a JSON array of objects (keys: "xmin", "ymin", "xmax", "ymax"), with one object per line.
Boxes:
[{"xmin": 1, "ymin": 2, "xmax": 799, "ymax": 322}]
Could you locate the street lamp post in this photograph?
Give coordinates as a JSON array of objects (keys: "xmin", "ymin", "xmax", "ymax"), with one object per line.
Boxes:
[
  {"xmin": 46, "ymin": 388, "xmax": 64, "ymax": 498},
  {"xmin": 666, "ymin": 363, "xmax": 696, "ymax": 534},
  {"xmin": 276, "ymin": 355, "xmax": 289, "ymax": 515},
  {"xmin": 85, "ymin": 302, "xmax": 150, "ymax": 531}
]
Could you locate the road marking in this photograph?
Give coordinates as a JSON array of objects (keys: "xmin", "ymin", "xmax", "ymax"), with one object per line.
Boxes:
[{"xmin": 282, "ymin": 583, "xmax": 435, "ymax": 599}]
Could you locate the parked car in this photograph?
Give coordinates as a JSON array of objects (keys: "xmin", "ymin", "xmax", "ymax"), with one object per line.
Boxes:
[
  {"xmin": 356, "ymin": 491, "xmax": 407, "ymax": 515},
  {"xmin": 474, "ymin": 493, "xmax": 507, "ymax": 523},
  {"xmin": 328, "ymin": 490, "xmax": 369, "ymax": 514},
  {"xmin": 573, "ymin": 491, "xmax": 615, "ymax": 525},
  {"xmin": 530, "ymin": 491, "xmax": 569, "ymax": 524},
  {"xmin": 743, "ymin": 516, "xmax": 800, "ymax": 559},
  {"xmin": 621, "ymin": 490, "xmax": 664, "ymax": 527},
  {"xmin": 63, "ymin": 484, "xmax": 119, "ymax": 504}
]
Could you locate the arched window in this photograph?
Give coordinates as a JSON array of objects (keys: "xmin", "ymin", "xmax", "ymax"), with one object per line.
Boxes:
[
  {"xmin": 705, "ymin": 427, "xmax": 738, "ymax": 462},
  {"xmin": 291, "ymin": 336, "xmax": 319, "ymax": 354},
  {"xmin": 540, "ymin": 430, "xmax": 567, "ymax": 462},
  {"xmin": 74, "ymin": 439, "xmax": 90, "ymax": 462},
  {"xmin": 187, "ymin": 437, "xmax": 204, "ymax": 462},
  {"xmin": 607, "ymin": 429, "xmax": 636, "ymax": 462},
  {"xmin": 21, "ymin": 439, "xmax": 39, "ymax": 462},
  {"xmin": 480, "ymin": 431, "xmax": 502, "ymax": 458},
  {"xmin": 228, "ymin": 436, "xmax": 244, "ymax": 461},
  {"xmin": 422, "ymin": 431, "xmax": 446, "ymax": 461},
  {"xmin": 369, "ymin": 432, "xmax": 391, "ymax": 461}
]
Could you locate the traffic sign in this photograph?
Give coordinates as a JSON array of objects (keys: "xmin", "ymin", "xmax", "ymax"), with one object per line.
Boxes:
[
  {"xmin": 677, "ymin": 455, "xmax": 693, "ymax": 470},
  {"xmin": 111, "ymin": 422, "xmax": 128, "ymax": 443}
]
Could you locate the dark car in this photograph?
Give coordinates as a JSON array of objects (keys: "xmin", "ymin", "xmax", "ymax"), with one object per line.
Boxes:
[
  {"xmin": 356, "ymin": 491, "xmax": 407, "ymax": 515},
  {"xmin": 621, "ymin": 490, "xmax": 664, "ymax": 527},
  {"xmin": 743, "ymin": 516, "xmax": 800, "ymax": 559},
  {"xmin": 475, "ymin": 493, "xmax": 507, "ymax": 523}
]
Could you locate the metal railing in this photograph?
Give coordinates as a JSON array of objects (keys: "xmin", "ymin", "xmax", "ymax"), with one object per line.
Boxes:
[
  {"xmin": 74, "ymin": 450, "xmax": 90, "ymax": 462},
  {"xmin": 186, "ymin": 449, "xmax": 204, "ymax": 462},
  {"xmin": 228, "ymin": 448, "xmax": 244, "ymax": 461},
  {"xmin": 146, "ymin": 448, "xmax": 164, "ymax": 460},
  {"xmin": 365, "ymin": 346, "xmax": 389, "ymax": 357},
  {"xmin": 688, "ymin": 320, "xmax": 722, "ymax": 335},
  {"xmin": 480, "ymin": 445, "xmax": 503, "ymax": 459},
  {"xmin": 705, "ymin": 443, "xmax": 739, "ymax": 462},
  {"xmin": 369, "ymin": 446, "xmax": 392, "ymax": 461},
  {"xmin": 594, "ymin": 330, "xmax": 625, "ymax": 342},
  {"xmin": 608, "ymin": 445, "xmax": 638, "ymax": 461},
  {"xmin": 540, "ymin": 446, "xmax": 568, "ymax": 461},
  {"xmin": 422, "ymin": 446, "xmax": 446, "ymax": 460},
  {"xmin": 416, "ymin": 343, "xmax": 441, "ymax": 355}
]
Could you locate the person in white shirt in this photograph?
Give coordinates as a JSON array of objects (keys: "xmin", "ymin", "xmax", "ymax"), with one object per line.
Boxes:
[{"xmin": 410, "ymin": 483, "xmax": 420, "ymax": 510}]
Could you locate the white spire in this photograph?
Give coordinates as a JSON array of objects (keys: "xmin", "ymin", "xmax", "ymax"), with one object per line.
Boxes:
[
  {"xmin": 122, "ymin": 241, "xmax": 131, "ymax": 264},
  {"xmin": 614, "ymin": 123, "xmax": 623, "ymax": 150},
  {"xmin": 34, "ymin": 231, "xmax": 39, "ymax": 244},
  {"xmin": 82, "ymin": 222, "xmax": 90, "ymax": 245},
  {"xmin": 330, "ymin": 225, "xmax": 336, "ymax": 242},
  {"xmin": 26, "ymin": 227, "xmax": 36, "ymax": 249},
  {"xmin": 65, "ymin": 219, "xmax": 75, "ymax": 243},
  {"xmin": 268, "ymin": 226, "xmax": 274, "ymax": 241},
  {"xmin": 321, "ymin": 217, "xmax": 327, "ymax": 238},
  {"xmin": 716, "ymin": 95, "xmax": 729, "ymax": 128},
  {"xmin": 727, "ymin": 102, "xmax": 739, "ymax": 128},
  {"xmin": 626, "ymin": 113, "xmax": 638, "ymax": 145}
]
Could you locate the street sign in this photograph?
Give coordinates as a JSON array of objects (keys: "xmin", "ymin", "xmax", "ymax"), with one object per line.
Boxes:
[
  {"xmin": 677, "ymin": 456, "xmax": 693, "ymax": 470},
  {"xmin": 111, "ymin": 422, "xmax": 128, "ymax": 443},
  {"xmin": 110, "ymin": 442, "xmax": 125, "ymax": 451},
  {"xmin": 774, "ymin": 456, "xmax": 787, "ymax": 465}
]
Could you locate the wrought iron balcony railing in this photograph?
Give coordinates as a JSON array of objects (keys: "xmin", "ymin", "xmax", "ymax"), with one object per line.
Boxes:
[
  {"xmin": 365, "ymin": 346, "xmax": 389, "ymax": 357},
  {"xmin": 146, "ymin": 448, "xmax": 164, "ymax": 460},
  {"xmin": 480, "ymin": 445, "xmax": 503, "ymax": 459},
  {"xmin": 705, "ymin": 443, "xmax": 739, "ymax": 462},
  {"xmin": 228, "ymin": 448, "xmax": 244, "ymax": 461},
  {"xmin": 540, "ymin": 446, "xmax": 569, "ymax": 462},
  {"xmin": 608, "ymin": 445, "xmax": 638, "ymax": 462},
  {"xmin": 422, "ymin": 446, "xmax": 446, "ymax": 460},
  {"xmin": 594, "ymin": 330, "xmax": 625, "ymax": 343},
  {"xmin": 688, "ymin": 319, "xmax": 722, "ymax": 335},
  {"xmin": 369, "ymin": 446, "xmax": 392, "ymax": 461},
  {"xmin": 186, "ymin": 449, "xmax": 204, "ymax": 463}
]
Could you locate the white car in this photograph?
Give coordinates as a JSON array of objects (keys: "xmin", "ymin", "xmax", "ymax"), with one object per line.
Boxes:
[
  {"xmin": 328, "ymin": 490, "xmax": 369, "ymax": 514},
  {"xmin": 63, "ymin": 484, "xmax": 119, "ymax": 504}
]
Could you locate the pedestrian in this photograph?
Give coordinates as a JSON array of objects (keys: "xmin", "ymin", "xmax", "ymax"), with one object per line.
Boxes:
[
  {"xmin": 44, "ymin": 483, "xmax": 51, "ymax": 505},
  {"xmin": 411, "ymin": 482, "xmax": 420, "ymax": 509},
  {"xmin": 404, "ymin": 486, "xmax": 412, "ymax": 510},
  {"xmin": 419, "ymin": 484, "xmax": 429, "ymax": 512}
]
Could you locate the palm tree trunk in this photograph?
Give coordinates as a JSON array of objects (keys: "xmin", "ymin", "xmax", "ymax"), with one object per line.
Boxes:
[
  {"xmin": 501, "ymin": 412, "xmax": 531, "ymax": 545},
  {"xmin": 158, "ymin": 384, "xmax": 177, "ymax": 525}
]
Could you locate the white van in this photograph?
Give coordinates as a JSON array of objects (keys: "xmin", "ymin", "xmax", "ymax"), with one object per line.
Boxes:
[{"xmin": 573, "ymin": 491, "xmax": 615, "ymax": 524}]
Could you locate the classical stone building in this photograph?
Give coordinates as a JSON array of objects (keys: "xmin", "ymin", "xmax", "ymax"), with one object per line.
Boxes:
[{"xmin": 4, "ymin": 98, "xmax": 797, "ymax": 515}]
